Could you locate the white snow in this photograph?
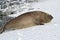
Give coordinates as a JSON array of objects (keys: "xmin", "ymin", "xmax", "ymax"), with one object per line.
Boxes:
[{"xmin": 0, "ymin": 0, "xmax": 60, "ymax": 40}]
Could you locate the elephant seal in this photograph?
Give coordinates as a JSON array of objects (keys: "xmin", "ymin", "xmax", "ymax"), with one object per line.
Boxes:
[{"xmin": 0, "ymin": 11, "xmax": 53, "ymax": 33}]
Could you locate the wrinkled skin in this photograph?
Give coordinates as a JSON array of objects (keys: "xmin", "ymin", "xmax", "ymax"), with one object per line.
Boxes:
[{"xmin": 0, "ymin": 11, "xmax": 53, "ymax": 33}]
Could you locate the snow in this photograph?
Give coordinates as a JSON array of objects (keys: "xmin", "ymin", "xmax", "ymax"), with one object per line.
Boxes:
[{"xmin": 0, "ymin": 0, "xmax": 60, "ymax": 40}]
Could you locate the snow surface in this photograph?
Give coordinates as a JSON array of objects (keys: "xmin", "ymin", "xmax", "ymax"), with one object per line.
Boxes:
[{"xmin": 0, "ymin": 0, "xmax": 60, "ymax": 40}]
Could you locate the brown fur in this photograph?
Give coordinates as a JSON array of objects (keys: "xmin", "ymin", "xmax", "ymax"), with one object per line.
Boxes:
[{"xmin": 0, "ymin": 11, "xmax": 53, "ymax": 33}]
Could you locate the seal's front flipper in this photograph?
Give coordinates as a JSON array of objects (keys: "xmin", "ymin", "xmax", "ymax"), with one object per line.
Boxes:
[
  {"xmin": 39, "ymin": 23, "xmax": 44, "ymax": 25},
  {"xmin": 34, "ymin": 18, "xmax": 44, "ymax": 25}
]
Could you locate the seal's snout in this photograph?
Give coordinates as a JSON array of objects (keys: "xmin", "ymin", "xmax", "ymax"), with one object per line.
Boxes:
[
  {"xmin": 51, "ymin": 16, "xmax": 53, "ymax": 19},
  {"xmin": 51, "ymin": 15, "xmax": 53, "ymax": 19},
  {"xmin": 48, "ymin": 15, "xmax": 53, "ymax": 19}
]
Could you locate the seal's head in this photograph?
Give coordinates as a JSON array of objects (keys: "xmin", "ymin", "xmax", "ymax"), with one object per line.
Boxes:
[
  {"xmin": 45, "ymin": 14, "xmax": 53, "ymax": 23},
  {"xmin": 40, "ymin": 12, "xmax": 53, "ymax": 23}
]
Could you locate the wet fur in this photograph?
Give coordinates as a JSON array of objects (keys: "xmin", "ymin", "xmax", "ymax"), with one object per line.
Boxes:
[{"xmin": 0, "ymin": 11, "xmax": 53, "ymax": 33}]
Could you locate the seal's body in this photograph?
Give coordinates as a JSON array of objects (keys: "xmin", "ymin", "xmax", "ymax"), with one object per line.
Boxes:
[{"xmin": 0, "ymin": 11, "xmax": 53, "ymax": 33}]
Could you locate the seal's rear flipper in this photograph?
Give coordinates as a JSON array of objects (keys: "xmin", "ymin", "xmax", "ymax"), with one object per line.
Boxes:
[{"xmin": 0, "ymin": 26, "xmax": 5, "ymax": 34}]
